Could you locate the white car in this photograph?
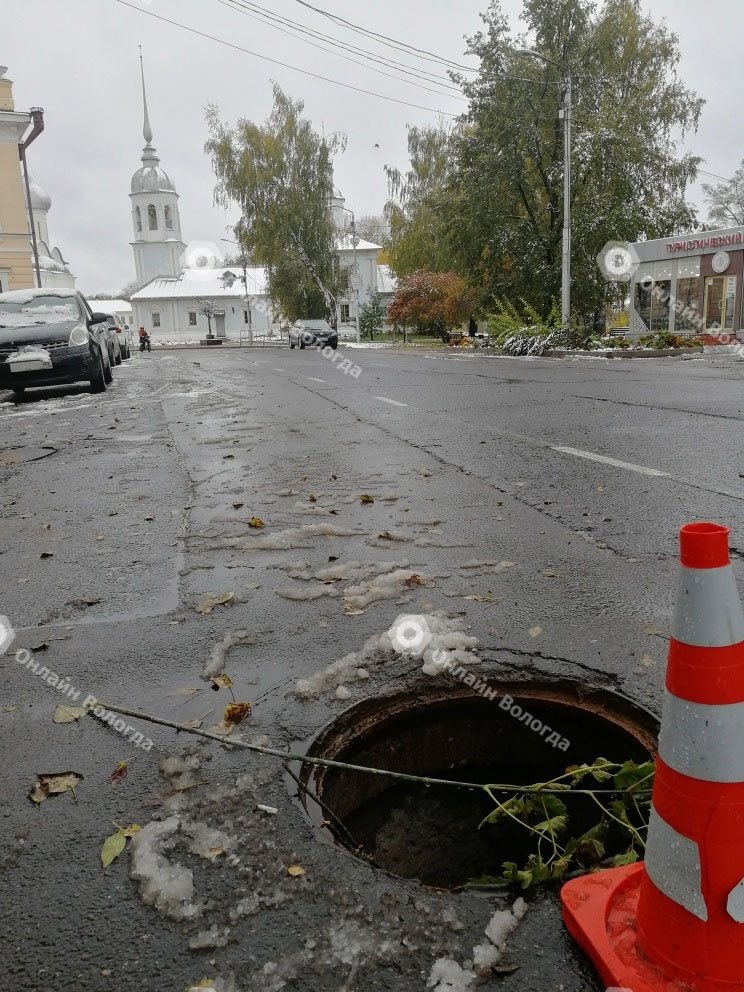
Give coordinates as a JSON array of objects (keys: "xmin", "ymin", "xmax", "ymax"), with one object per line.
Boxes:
[{"xmin": 105, "ymin": 313, "xmax": 134, "ymax": 359}]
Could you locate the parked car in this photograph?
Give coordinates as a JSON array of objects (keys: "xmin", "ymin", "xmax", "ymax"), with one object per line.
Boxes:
[
  {"xmin": 0, "ymin": 289, "xmax": 112, "ymax": 395},
  {"xmin": 99, "ymin": 317, "xmax": 122, "ymax": 367},
  {"xmin": 105, "ymin": 312, "xmax": 133, "ymax": 359},
  {"xmin": 289, "ymin": 319, "xmax": 338, "ymax": 350}
]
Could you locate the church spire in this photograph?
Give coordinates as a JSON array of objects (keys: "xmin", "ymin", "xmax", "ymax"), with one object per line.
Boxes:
[{"xmin": 139, "ymin": 46, "xmax": 154, "ymax": 149}]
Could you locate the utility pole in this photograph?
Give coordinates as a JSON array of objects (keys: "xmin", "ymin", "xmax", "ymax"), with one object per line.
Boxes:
[{"xmin": 350, "ymin": 212, "xmax": 361, "ymax": 345}]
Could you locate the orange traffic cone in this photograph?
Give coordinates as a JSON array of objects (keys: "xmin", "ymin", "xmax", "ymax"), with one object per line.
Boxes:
[{"xmin": 562, "ymin": 521, "xmax": 744, "ymax": 992}]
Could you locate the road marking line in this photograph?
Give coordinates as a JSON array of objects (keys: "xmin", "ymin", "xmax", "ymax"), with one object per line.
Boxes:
[
  {"xmin": 307, "ymin": 377, "xmax": 326, "ymax": 383},
  {"xmin": 552, "ymin": 445, "xmax": 669, "ymax": 477},
  {"xmin": 374, "ymin": 396, "xmax": 408, "ymax": 407}
]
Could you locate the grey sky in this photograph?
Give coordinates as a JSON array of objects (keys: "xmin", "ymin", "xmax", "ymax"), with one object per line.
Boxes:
[{"xmin": 3, "ymin": 0, "xmax": 739, "ymax": 293}]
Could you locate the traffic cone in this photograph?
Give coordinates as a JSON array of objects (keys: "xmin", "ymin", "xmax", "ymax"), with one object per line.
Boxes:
[{"xmin": 561, "ymin": 521, "xmax": 744, "ymax": 992}]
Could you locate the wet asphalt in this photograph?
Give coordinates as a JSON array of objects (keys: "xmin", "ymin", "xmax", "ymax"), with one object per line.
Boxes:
[{"xmin": 2, "ymin": 344, "xmax": 744, "ymax": 991}]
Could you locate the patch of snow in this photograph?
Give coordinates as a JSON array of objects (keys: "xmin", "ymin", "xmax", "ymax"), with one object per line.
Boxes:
[
  {"xmin": 189, "ymin": 925, "xmax": 230, "ymax": 950},
  {"xmin": 343, "ymin": 568, "xmax": 428, "ymax": 613},
  {"xmin": 427, "ymin": 959, "xmax": 475, "ymax": 991},
  {"xmin": 202, "ymin": 629, "xmax": 252, "ymax": 679},
  {"xmin": 242, "ymin": 523, "xmax": 358, "ymax": 550},
  {"xmin": 275, "ymin": 583, "xmax": 339, "ymax": 601},
  {"xmin": 129, "ymin": 817, "xmax": 202, "ymax": 921},
  {"xmin": 160, "ymin": 754, "xmax": 203, "ymax": 792},
  {"xmin": 429, "ymin": 897, "xmax": 528, "ymax": 987}
]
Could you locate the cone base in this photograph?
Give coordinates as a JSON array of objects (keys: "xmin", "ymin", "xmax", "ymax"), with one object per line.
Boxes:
[{"xmin": 561, "ymin": 864, "xmax": 744, "ymax": 992}]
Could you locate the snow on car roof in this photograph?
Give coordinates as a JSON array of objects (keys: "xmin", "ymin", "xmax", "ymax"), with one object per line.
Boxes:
[{"xmin": 0, "ymin": 288, "xmax": 78, "ymax": 304}]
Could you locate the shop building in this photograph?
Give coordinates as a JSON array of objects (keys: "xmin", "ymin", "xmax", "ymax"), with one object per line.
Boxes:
[{"xmin": 628, "ymin": 227, "xmax": 744, "ymax": 343}]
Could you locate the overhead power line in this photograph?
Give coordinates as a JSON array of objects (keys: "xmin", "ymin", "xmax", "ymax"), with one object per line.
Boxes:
[
  {"xmin": 113, "ymin": 0, "xmax": 458, "ymax": 117},
  {"xmin": 294, "ymin": 0, "xmax": 478, "ymax": 74},
  {"xmin": 215, "ymin": 0, "xmax": 465, "ymax": 100}
]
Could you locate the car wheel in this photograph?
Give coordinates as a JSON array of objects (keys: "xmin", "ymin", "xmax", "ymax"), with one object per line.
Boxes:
[
  {"xmin": 115, "ymin": 349, "xmax": 122, "ymax": 366},
  {"xmin": 103, "ymin": 351, "xmax": 113, "ymax": 384},
  {"xmin": 290, "ymin": 339, "xmax": 295, "ymax": 349},
  {"xmin": 90, "ymin": 350, "xmax": 107, "ymax": 394},
  {"xmin": 11, "ymin": 387, "xmax": 25, "ymax": 396}
]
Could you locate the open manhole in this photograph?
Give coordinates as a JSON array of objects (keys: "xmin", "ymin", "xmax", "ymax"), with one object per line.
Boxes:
[
  {"xmin": 296, "ymin": 681, "xmax": 658, "ymax": 889},
  {"xmin": 0, "ymin": 445, "xmax": 56, "ymax": 467}
]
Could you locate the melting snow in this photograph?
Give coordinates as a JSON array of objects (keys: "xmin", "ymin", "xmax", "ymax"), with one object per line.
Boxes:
[
  {"xmin": 129, "ymin": 817, "xmax": 202, "ymax": 921},
  {"xmin": 203, "ymin": 629, "xmax": 253, "ymax": 679},
  {"xmin": 428, "ymin": 897, "xmax": 528, "ymax": 987}
]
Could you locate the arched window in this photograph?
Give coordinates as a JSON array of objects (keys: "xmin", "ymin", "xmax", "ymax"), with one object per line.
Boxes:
[
  {"xmin": 164, "ymin": 205, "xmax": 173, "ymax": 231},
  {"xmin": 135, "ymin": 206, "xmax": 142, "ymax": 232},
  {"xmin": 148, "ymin": 205, "xmax": 157, "ymax": 231}
]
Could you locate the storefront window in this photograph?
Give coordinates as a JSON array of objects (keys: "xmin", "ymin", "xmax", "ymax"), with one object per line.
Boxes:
[
  {"xmin": 725, "ymin": 276, "xmax": 736, "ymax": 330},
  {"xmin": 676, "ymin": 277, "xmax": 701, "ymax": 332},
  {"xmin": 650, "ymin": 279, "xmax": 671, "ymax": 331},
  {"xmin": 634, "ymin": 280, "xmax": 652, "ymax": 331}
]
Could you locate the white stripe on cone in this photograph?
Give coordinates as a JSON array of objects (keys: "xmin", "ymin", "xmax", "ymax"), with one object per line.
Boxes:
[
  {"xmin": 672, "ymin": 564, "xmax": 744, "ymax": 647},
  {"xmin": 659, "ymin": 691, "xmax": 744, "ymax": 783},
  {"xmin": 644, "ymin": 807, "xmax": 708, "ymax": 921}
]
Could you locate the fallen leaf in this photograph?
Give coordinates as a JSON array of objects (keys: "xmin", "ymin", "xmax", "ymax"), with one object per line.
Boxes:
[
  {"xmin": 596, "ymin": 485, "xmax": 605, "ymax": 492},
  {"xmin": 101, "ymin": 830, "xmax": 126, "ymax": 868},
  {"xmin": 53, "ymin": 705, "xmax": 86, "ymax": 724},
  {"xmin": 640, "ymin": 653, "xmax": 655, "ymax": 668},
  {"xmin": 328, "ymin": 555, "xmax": 339, "ymax": 562},
  {"xmin": 643, "ymin": 624, "xmax": 667, "ymax": 638},
  {"xmin": 330, "ymin": 474, "xmax": 337, "ymax": 480},
  {"xmin": 198, "ymin": 846, "xmax": 226, "ymax": 861},
  {"xmin": 122, "ymin": 824, "xmax": 141, "ymax": 838},
  {"xmin": 223, "ymin": 454, "xmax": 235, "ymax": 460},
  {"xmin": 405, "ymin": 573, "xmax": 422, "ymax": 587},
  {"xmin": 528, "ymin": 625, "xmax": 543, "ymax": 638},
  {"xmin": 211, "ymin": 674, "xmax": 234, "ymax": 690},
  {"xmin": 248, "ymin": 517, "xmax": 265, "ymax": 529},
  {"xmin": 209, "ymin": 720, "xmax": 235, "ymax": 737},
  {"xmin": 465, "ymin": 592, "xmax": 494, "ymax": 603},
  {"xmin": 43, "ymin": 522, "xmax": 52, "ymax": 531},
  {"xmin": 188, "ymin": 981, "xmax": 218, "ymax": 990},
  {"xmin": 29, "ymin": 771, "xmax": 83, "ymax": 805},
  {"xmin": 378, "ymin": 531, "xmax": 395, "ymax": 541},
  {"xmin": 95, "ymin": 533, "xmax": 105, "ymax": 541},
  {"xmin": 224, "ymin": 702, "xmax": 251, "ymax": 726},
  {"xmin": 1, "ymin": 705, "xmax": 17, "ymax": 713},
  {"xmin": 32, "ymin": 641, "xmax": 49, "ymax": 652},
  {"xmin": 107, "ymin": 761, "xmax": 128, "ymax": 785},
  {"xmin": 287, "ymin": 865, "xmax": 306, "ymax": 877},
  {"xmin": 167, "ymin": 687, "xmax": 201, "ymax": 699},
  {"xmin": 196, "ymin": 592, "xmax": 235, "ymax": 615},
  {"xmin": 541, "ymin": 568, "xmax": 562, "ymax": 578},
  {"xmin": 232, "ymin": 502, "xmax": 244, "ymax": 510},
  {"xmin": 181, "ymin": 718, "xmax": 204, "ymax": 731},
  {"xmin": 308, "ymin": 494, "xmax": 317, "ymax": 503},
  {"xmin": 39, "ymin": 552, "xmax": 54, "ymax": 559},
  {"xmin": 359, "ymin": 494, "xmax": 375, "ymax": 505}
]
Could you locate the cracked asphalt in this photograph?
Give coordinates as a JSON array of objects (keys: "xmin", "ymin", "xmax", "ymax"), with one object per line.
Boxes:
[{"xmin": 2, "ymin": 345, "xmax": 743, "ymax": 991}]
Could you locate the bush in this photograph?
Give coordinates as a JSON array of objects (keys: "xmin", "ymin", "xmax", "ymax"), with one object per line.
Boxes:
[{"xmin": 637, "ymin": 332, "xmax": 703, "ymax": 349}]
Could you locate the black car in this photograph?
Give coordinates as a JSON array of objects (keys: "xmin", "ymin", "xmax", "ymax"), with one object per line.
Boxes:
[
  {"xmin": 0, "ymin": 289, "xmax": 113, "ymax": 396},
  {"xmin": 289, "ymin": 319, "xmax": 338, "ymax": 350}
]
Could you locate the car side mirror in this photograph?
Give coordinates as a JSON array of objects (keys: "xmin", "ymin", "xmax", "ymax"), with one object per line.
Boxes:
[{"xmin": 89, "ymin": 312, "xmax": 109, "ymax": 324}]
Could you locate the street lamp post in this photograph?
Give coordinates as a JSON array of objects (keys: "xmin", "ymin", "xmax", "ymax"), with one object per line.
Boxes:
[
  {"xmin": 338, "ymin": 205, "xmax": 361, "ymax": 345},
  {"xmin": 221, "ymin": 237, "xmax": 252, "ymax": 346},
  {"xmin": 517, "ymin": 50, "xmax": 572, "ymax": 331}
]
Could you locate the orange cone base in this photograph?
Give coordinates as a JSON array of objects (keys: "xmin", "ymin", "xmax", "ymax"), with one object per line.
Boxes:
[{"xmin": 562, "ymin": 864, "xmax": 744, "ymax": 992}]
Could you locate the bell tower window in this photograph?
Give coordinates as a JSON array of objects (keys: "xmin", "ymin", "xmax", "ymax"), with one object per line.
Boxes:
[
  {"xmin": 148, "ymin": 205, "xmax": 158, "ymax": 231},
  {"xmin": 135, "ymin": 206, "xmax": 142, "ymax": 232},
  {"xmin": 164, "ymin": 205, "xmax": 173, "ymax": 231}
]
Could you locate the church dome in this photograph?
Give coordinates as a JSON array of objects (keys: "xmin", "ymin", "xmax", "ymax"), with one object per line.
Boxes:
[
  {"xmin": 29, "ymin": 176, "xmax": 51, "ymax": 211},
  {"xmin": 131, "ymin": 161, "xmax": 176, "ymax": 194}
]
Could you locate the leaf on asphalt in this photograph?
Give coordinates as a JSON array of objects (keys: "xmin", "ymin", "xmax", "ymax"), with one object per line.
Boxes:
[
  {"xmin": 1, "ymin": 705, "xmax": 17, "ymax": 713},
  {"xmin": 39, "ymin": 552, "xmax": 54, "ymax": 559},
  {"xmin": 167, "ymin": 687, "xmax": 202, "ymax": 699},
  {"xmin": 29, "ymin": 771, "xmax": 83, "ymax": 805},
  {"xmin": 107, "ymin": 760, "xmax": 128, "ymax": 785},
  {"xmin": 308, "ymin": 494, "xmax": 317, "ymax": 503},
  {"xmin": 198, "ymin": 846, "xmax": 226, "ymax": 861},
  {"xmin": 211, "ymin": 674, "xmax": 233, "ymax": 690},
  {"xmin": 122, "ymin": 824, "xmax": 141, "ymax": 838},
  {"xmin": 232, "ymin": 502, "xmax": 245, "ymax": 510},
  {"xmin": 43, "ymin": 522, "xmax": 52, "ymax": 531},
  {"xmin": 541, "ymin": 568, "xmax": 562, "ymax": 578},
  {"xmin": 101, "ymin": 830, "xmax": 127, "ymax": 868},
  {"xmin": 209, "ymin": 720, "xmax": 235, "ymax": 738},
  {"xmin": 528, "ymin": 625, "xmax": 543, "ymax": 638},
  {"xmin": 640, "ymin": 653, "xmax": 655, "ymax": 668},
  {"xmin": 596, "ymin": 485, "xmax": 605, "ymax": 492},
  {"xmin": 188, "ymin": 980, "xmax": 218, "ymax": 990},
  {"xmin": 144, "ymin": 516, "xmax": 154, "ymax": 522},
  {"xmin": 359, "ymin": 494, "xmax": 374, "ymax": 504},
  {"xmin": 287, "ymin": 865, "xmax": 306, "ymax": 877},
  {"xmin": 224, "ymin": 702, "xmax": 251, "ymax": 726},
  {"xmin": 464, "ymin": 592, "xmax": 495, "ymax": 603},
  {"xmin": 643, "ymin": 624, "xmax": 667, "ymax": 638},
  {"xmin": 196, "ymin": 592, "xmax": 235, "ymax": 614},
  {"xmin": 53, "ymin": 704, "xmax": 86, "ymax": 724},
  {"xmin": 181, "ymin": 717, "xmax": 204, "ymax": 731},
  {"xmin": 248, "ymin": 517, "xmax": 265, "ymax": 529},
  {"xmin": 405, "ymin": 573, "xmax": 422, "ymax": 587},
  {"xmin": 328, "ymin": 555, "xmax": 339, "ymax": 562}
]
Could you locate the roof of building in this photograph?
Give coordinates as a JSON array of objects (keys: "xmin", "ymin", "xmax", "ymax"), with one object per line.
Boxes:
[
  {"xmin": 87, "ymin": 299, "xmax": 132, "ymax": 313},
  {"xmin": 131, "ymin": 266, "xmax": 269, "ymax": 301},
  {"xmin": 337, "ymin": 234, "xmax": 381, "ymax": 252},
  {"xmin": 376, "ymin": 263, "xmax": 397, "ymax": 295}
]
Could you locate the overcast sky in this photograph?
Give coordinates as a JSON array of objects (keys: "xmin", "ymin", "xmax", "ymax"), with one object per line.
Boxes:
[{"xmin": 3, "ymin": 0, "xmax": 740, "ymax": 293}]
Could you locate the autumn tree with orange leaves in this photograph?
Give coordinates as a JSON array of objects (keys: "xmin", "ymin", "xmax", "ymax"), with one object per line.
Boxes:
[{"xmin": 387, "ymin": 269, "xmax": 476, "ymax": 340}]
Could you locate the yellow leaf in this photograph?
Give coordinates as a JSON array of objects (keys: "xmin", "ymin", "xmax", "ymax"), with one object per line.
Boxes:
[
  {"xmin": 287, "ymin": 865, "xmax": 306, "ymax": 877},
  {"xmin": 359, "ymin": 494, "xmax": 374, "ymax": 504},
  {"xmin": 211, "ymin": 674, "xmax": 233, "ymax": 690},
  {"xmin": 101, "ymin": 830, "xmax": 126, "ymax": 868},
  {"xmin": 29, "ymin": 771, "xmax": 83, "ymax": 804},
  {"xmin": 122, "ymin": 824, "xmax": 141, "ymax": 838},
  {"xmin": 248, "ymin": 517, "xmax": 265, "ymax": 529},
  {"xmin": 528, "ymin": 625, "xmax": 543, "ymax": 638},
  {"xmin": 53, "ymin": 705, "xmax": 86, "ymax": 724},
  {"xmin": 196, "ymin": 592, "xmax": 235, "ymax": 615},
  {"xmin": 224, "ymin": 701, "xmax": 251, "ymax": 726}
]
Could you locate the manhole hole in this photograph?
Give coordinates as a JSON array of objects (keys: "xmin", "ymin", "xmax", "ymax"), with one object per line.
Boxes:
[
  {"xmin": 296, "ymin": 681, "xmax": 658, "ymax": 889},
  {"xmin": 0, "ymin": 445, "xmax": 56, "ymax": 466}
]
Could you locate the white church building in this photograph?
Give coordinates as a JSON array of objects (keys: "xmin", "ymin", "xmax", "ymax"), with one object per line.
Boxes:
[{"xmin": 129, "ymin": 65, "xmax": 394, "ymax": 342}]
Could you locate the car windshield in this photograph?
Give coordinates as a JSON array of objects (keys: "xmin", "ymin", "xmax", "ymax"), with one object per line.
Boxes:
[{"xmin": 0, "ymin": 295, "xmax": 80, "ymax": 326}]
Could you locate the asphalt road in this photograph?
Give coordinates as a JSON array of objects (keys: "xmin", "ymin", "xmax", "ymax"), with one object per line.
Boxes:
[{"xmin": 2, "ymin": 345, "xmax": 743, "ymax": 991}]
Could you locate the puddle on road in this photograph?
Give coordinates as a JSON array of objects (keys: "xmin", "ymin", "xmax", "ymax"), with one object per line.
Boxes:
[{"xmin": 297, "ymin": 681, "xmax": 657, "ymax": 888}]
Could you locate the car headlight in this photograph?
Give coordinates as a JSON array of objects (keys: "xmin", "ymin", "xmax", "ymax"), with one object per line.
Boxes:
[{"xmin": 69, "ymin": 324, "xmax": 89, "ymax": 346}]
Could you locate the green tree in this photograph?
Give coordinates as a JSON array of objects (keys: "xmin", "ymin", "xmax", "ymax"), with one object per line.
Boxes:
[
  {"xmin": 384, "ymin": 122, "xmax": 458, "ymax": 278},
  {"xmin": 359, "ymin": 292, "xmax": 387, "ymax": 340},
  {"xmin": 205, "ymin": 86, "xmax": 348, "ymax": 326},
  {"xmin": 702, "ymin": 161, "xmax": 744, "ymax": 227},
  {"xmin": 447, "ymin": 0, "xmax": 703, "ymax": 320}
]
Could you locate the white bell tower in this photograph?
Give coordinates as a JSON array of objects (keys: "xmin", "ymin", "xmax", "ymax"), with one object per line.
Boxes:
[{"xmin": 129, "ymin": 51, "xmax": 185, "ymax": 288}]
